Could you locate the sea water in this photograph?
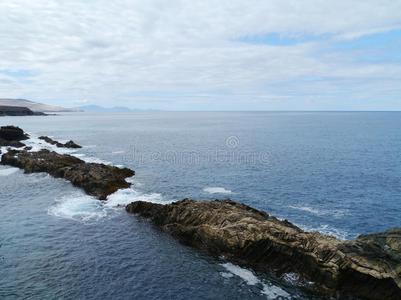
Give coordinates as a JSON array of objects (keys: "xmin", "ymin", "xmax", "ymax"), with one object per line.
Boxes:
[{"xmin": 1, "ymin": 111, "xmax": 401, "ymax": 299}]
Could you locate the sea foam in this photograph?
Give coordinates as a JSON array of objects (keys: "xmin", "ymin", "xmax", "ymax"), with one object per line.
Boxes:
[
  {"xmin": 203, "ymin": 187, "xmax": 233, "ymax": 194},
  {"xmin": 48, "ymin": 193, "xmax": 107, "ymax": 222},
  {"xmin": 298, "ymin": 223, "xmax": 350, "ymax": 240},
  {"xmin": 288, "ymin": 205, "xmax": 349, "ymax": 219},
  {"xmin": 220, "ymin": 262, "xmax": 290, "ymax": 299},
  {"xmin": 48, "ymin": 176, "xmax": 167, "ymax": 222}
]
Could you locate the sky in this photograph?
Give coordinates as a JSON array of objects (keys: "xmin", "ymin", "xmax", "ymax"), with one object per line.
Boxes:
[{"xmin": 0, "ymin": 0, "xmax": 401, "ymax": 111}]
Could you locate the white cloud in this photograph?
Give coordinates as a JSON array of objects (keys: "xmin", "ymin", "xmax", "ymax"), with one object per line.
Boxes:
[{"xmin": 0, "ymin": 0, "xmax": 400, "ymax": 109}]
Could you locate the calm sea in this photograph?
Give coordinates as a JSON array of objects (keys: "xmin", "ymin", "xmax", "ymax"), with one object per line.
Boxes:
[{"xmin": 1, "ymin": 112, "xmax": 400, "ymax": 299}]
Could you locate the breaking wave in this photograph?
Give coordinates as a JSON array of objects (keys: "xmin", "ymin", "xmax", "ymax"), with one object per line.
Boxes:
[
  {"xmin": 220, "ymin": 263, "xmax": 290, "ymax": 299},
  {"xmin": 203, "ymin": 187, "xmax": 233, "ymax": 194},
  {"xmin": 288, "ymin": 205, "xmax": 349, "ymax": 218}
]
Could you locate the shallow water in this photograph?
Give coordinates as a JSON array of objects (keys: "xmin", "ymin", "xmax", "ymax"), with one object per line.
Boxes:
[{"xmin": 1, "ymin": 112, "xmax": 401, "ymax": 299}]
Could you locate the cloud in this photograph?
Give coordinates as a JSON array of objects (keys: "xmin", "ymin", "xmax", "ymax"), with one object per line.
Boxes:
[{"xmin": 0, "ymin": 0, "xmax": 400, "ymax": 110}]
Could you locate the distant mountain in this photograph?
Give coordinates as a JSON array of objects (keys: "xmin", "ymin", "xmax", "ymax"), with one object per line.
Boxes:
[
  {"xmin": 78, "ymin": 105, "xmax": 134, "ymax": 112},
  {"xmin": 0, "ymin": 98, "xmax": 78, "ymax": 112}
]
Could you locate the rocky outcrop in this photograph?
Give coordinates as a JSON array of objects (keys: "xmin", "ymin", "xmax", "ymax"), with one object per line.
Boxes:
[
  {"xmin": 1, "ymin": 149, "xmax": 134, "ymax": 199},
  {"xmin": 126, "ymin": 199, "xmax": 401, "ymax": 300},
  {"xmin": 0, "ymin": 126, "xmax": 28, "ymax": 148},
  {"xmin": 39, "ymin": 136, "xmax": 82, "ymax": 148}
]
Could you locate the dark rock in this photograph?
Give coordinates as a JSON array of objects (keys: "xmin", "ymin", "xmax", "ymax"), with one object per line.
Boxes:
[
  {"xmin": 126, "ymin": 199, "xmax": 401, "ymax": 300},
  {"xmin": 1, "ymin": 149, "xmax": 134, "ymax": 199},
  {"xmin": 64, "ymin": 140, "xmax": 81, "ymax": 148},
  {"xmin": 0, "ymin": 140, "xmax": 25, "ymax": 148},
  {"xmin": 0, "ymin": 126, "xmax": 28, "ymax": 148},
  {"xmin": 0, "ymin": 126, "xmax": 29, "ymax": 141},
  {"xmin": 39, "ymin": 136, "xmax": 82, "ymax": 148}
]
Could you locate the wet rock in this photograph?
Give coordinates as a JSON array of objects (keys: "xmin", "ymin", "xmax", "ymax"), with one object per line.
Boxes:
[
  {"xmin": 0, "ymin": 126, "xmax": 28, "ymax": 148},
  {"xmin": 0, "ymin": 126, "xmax": 29, "ymax": 141},
  {"xmin": 1, "ymin": 149, "xmax": 134, "ymax": 199},
  {"xmin": 64, "ymin": 140, "xmax": 81, "ymax": 148},
  {"xmin": 126, "ymin": 199, "xmax": 401, "ymax": 300},
  {"xmin": 38, "ymin": 136, "xmax": 82, "ymax": 148},
  {"xmin": 0, "ymin": 139, "xmax": 26, "ymax": 148}
]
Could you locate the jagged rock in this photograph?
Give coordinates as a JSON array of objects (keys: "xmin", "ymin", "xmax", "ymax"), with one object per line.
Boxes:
[
  {"xmin": 126, "ymin": 199, "xmax": 401, "ymax": 300},
  {"xmin": 0, "ymin": 126, "xmax": 28, "ymax": 148},
  {"xmin": 64, "ymin": 140, "xmax": 81, "ymax": 148},
  {"xmin": 1, "ymin": 149, "xmax": 134, "ymax": 199},
  {"xmin": 38, "ymin": 136, "xmax": 82, "ymax": 148}
]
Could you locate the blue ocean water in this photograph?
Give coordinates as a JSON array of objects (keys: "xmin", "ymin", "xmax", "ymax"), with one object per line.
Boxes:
[{"xmin": 1, "ymin": 112, "xmax": 401, "ymax": 299}]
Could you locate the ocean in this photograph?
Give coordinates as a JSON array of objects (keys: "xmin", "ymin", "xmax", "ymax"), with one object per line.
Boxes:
[{"xmin": 1, "ymin": 111, "xmax": 401, "ymax": 299}]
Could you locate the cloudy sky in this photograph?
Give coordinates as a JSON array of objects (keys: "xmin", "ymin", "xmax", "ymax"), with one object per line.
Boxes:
[{"xmin": 1, "ymin": 0, "xmax": 401, "ymax": 110}]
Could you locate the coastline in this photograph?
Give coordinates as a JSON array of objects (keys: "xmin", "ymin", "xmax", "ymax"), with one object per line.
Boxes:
[{"xmin": 1, "ymin": 125, "xmax": 399, "ymax": 299}]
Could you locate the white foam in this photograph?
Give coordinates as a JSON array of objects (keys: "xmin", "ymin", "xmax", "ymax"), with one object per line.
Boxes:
[
  {"xmin": 48, "ymin": 175, "xmax": 166, "ymax": 222},
  {"xmin": 0, "ymin": 167, "xmax": 19, "ymax": 176},
  {"xmin": 220, "ymin": 263, "xmax": 290, "ymax": 299},
  {"xmin": 203, "ymin": 187, "xmax": 233, "ymax": 195},
  {"xmin": 24, "ymin": 135, "xmax": 80, "ymax": 155},
  {"xmin": 105, "ymin": 187, "xmax": 166, "ymax": 208},
  {"xmin": 288, "ymin": 205, "xmax": 348, "ymax": 218},
  {"xmin": 221, "ymin": 263, "xmax": 260, "ymax": 285},
  {"xmin": 48, "ymin": 193, "xmax": 107, "ymax": 222},
  {"xmin": 71, "ymin": 153, "xmax": 112, "ymax": 165},
  {"xmin": 299, "ymin": 223, "xmax": 349, "ymax": 240},
  {"xmin": 288, "ymin": 205, "xmax": 321, "ymax": 215},
  {"xmin": 112, "ymin": 150, "xmax": 125, "ymax": 154}
]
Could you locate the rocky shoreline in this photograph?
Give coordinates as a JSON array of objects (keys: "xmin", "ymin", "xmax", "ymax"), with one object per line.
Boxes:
[
  {"xmin": 1, "ymin": 125, "xmax": 400, "ymax": 299},
  {"xmin": 38, "ymin": 135, "xmax": 82, "ymax": 149},
  {"xmin": 0, "ymin": 126, "xmax": 134, "ymax": 199},
  {"xmin": 126, "ymin": 199, "xmax": 401, "ymax": 300},
  {"xmin": 0, "ymin": 125, "xmax": 29, "ymax": 149}
]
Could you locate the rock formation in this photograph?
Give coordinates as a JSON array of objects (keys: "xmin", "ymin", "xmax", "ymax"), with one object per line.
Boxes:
[
  {"xmin": 0, "ymin": 125, "xmax": 28, "ymax": 148},
  {"xmin": 126, "ymin": 199, "xmax": 401, "ymax": 300},
  {"xmin": 1, "ymin": 149, "xmax": 134, "ymax": 199},
  {"xmin": 39, "ymin": 136, "xmax": 82, "ymax": 148}
]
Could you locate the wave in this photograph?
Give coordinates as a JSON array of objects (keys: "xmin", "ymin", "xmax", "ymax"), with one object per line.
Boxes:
[
  {"xmin": 203, "ymin": 187, "xmax": 233, "ymax": 195},
  {"xmin": 71, "ymin": 153, "xmax": 112, "ymax": 165},
  {"xmin": 297, "ymin": 223, "xmax": 350, "ymax": 240},
  {"xmin": 48, "ymin": 175, "xmax": 167, "ymax": 222},
  {"xmin": 48, "ymin": 192, "xmax": 107, "ymax": 222},
  {"xmin": 288, "ymin": 205, "xmax": 348, "ymax": 218},
  {"xmin": 105, "ymin": 188, "xmax": 166, "ymax": 208},
  {"xmin": 112, "ymin": 150, "xmax": 125, "ymax": 154},
  {"xmin": 24, "ymin": 135, "xmax": 80, "ymax": 155},
  {"xmin": 220, "ymin": 262, "xmax": 290, "ymax": 299}
]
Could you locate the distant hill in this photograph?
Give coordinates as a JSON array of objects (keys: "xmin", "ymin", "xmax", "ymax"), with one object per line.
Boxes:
[
  {"xmin": 78, "ymin": 105, "xmax": 134, "ymax": 112},
  {"xmin": 0, "ymin": 105, "xmax": 46, "ymax": 116},
  {"xmin": 0, "ymin": 99, "xmax": 78, "ymax": 112}
]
